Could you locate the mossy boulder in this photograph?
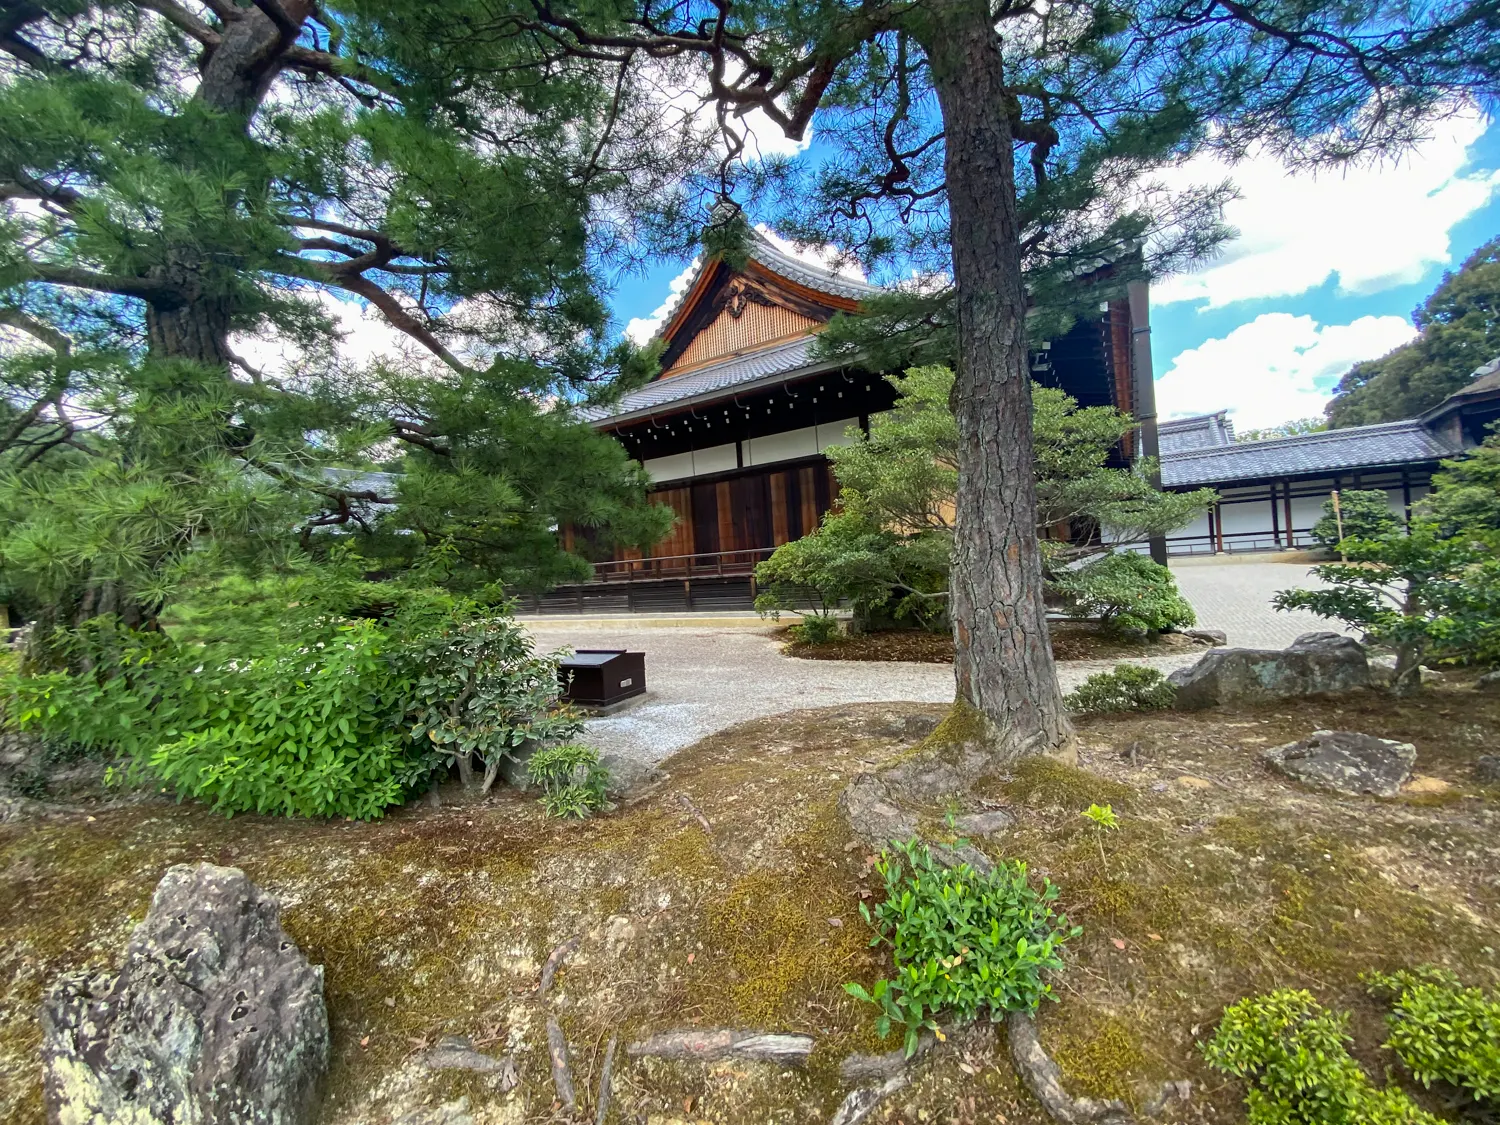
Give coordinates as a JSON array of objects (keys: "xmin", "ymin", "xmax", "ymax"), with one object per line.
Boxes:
[{"xmin": 42, "ymin": 863, "xmax": 328, "ymax": 1125}]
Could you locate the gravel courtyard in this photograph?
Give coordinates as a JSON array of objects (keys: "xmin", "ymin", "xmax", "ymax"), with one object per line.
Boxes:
[{"xmin": 522, "ymin": 558, "xmax": 1345, "ymax": 766}]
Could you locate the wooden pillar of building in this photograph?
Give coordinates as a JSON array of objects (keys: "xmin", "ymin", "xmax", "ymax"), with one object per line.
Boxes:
[{"xmin": 1127, "ymin": 279, "xmax": 1169, "ymax": 564}]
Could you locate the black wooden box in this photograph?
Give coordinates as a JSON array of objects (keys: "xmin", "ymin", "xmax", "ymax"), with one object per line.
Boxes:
[{"xmin": 558, "ymin": 649, "xmax": 646, "ymax": 706}]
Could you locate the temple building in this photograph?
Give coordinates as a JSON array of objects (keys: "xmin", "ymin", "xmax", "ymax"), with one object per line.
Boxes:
[
  {"xmin": 538, "ymin": 225, "xmax": 1500, "ymax": 613},
  {"xmin": 1156, "ymin": 357, "xmax": 1500, "ymax": 554},
  {"xmin": 550, "ymin": 228, "xmax": 1156, "ymax": 612}
]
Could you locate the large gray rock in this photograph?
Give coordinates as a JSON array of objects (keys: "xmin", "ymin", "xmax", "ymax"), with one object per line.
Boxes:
[
  {"xmin": 1262, "ymin": 730, "xmax": 1417, "ymax": 797},
  {"xmin": 43, "ymin": 863, "xmax": 329, "ymax": 1125},
  {"xmin": 1168, "ymin": 632, "xmax": 1370, "ymax": 709}
]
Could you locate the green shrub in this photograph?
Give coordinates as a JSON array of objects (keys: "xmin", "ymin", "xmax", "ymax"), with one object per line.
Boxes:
[
  {"xmin": 1203, "ymin": 989, "xmax": 1441, "ymax": 1125},
  {"xmin": 789, "ymin": 613, "xmax": 842, "ymax": 645},
  {"xmin": 526, "ymin": 742, "xmax": 609, "ymax": 818},
  {"xmin": 404, "ymin": 616, "xmax": 582, "ymax": 793},
  {"xmin": 1365, "ymin": 966, "xmax": 1500, "ymax": 1104},
  {"xmin": 1053, "ymin": 551, "xmax": 1196, "ymax": 635},
  {"xmin": 845, "ymin": 839, "xmax": 1078, "ymax": 1056},
  {"xmin": 5, "ymin": 584, "xmax": 582, "ymax": 818},
  {"xmin": 754, "ymin": 510, "xmax": 949, "ymax": 633},
  {"xmin": 1275, "ymin": 525, "xmax": 1500, "ymax": 691},
  {"xmin": 1063, "ymin": 664, "xmax": 1176, "ymax": 714},
  {"xmin": 1312, "ymin": 489, "xmax": 1402, "ymax": 549},
  {"xmin": 11, "ymin": 617, "xmax": 430, "ymax": 819}
]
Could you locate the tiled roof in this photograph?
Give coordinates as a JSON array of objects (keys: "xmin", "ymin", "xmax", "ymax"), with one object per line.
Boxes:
[
  {"xmin": 643, "ymin": 228, "xmax": 877, "ymax": 354},
  {"xmin": 1160, "ymin": 419, "xmax": 1461, "ymax": 487},
  {"xmin": 1158, "ymin": 411, "xmax": 1235, "ymax": 453},
  {"xmin": 581, "ymin": 336, "xmax": 837, "ymax": 423},
  {"xmin": 746, "ymin": 230, "xmax": 879, "ymax": 303}
]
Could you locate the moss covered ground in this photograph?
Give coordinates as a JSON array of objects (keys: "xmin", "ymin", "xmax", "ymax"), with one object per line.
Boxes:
[{"xmin": 1, "ymin": 686, "xmax": 1497, "ymax": 1124}]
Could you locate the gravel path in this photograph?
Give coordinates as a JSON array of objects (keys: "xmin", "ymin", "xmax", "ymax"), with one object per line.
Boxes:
[{"xmin": 523, "ymin": 560, "xmax": 1344, "ymax": 766}]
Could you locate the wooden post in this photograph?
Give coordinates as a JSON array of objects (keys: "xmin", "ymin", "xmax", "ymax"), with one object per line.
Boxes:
[
  {"xmin": 1127, "ymin": 279, "xmax": 1169, "ymax": 565},
  {"xmin": 1331, "ymin": 490, "xmax": 1346, "ymax": 562},
  {"xmin": 1283, "ymin": 481, "xmax": 1295, "ymax": 549}
]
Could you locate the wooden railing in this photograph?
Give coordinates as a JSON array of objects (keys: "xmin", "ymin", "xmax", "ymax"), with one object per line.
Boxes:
[{"xmin": 591, "ymin": 547, "xmax": 776, "ymax": 582}]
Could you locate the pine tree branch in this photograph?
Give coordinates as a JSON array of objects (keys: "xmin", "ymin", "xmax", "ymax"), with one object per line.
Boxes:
[
  {"xmin": 27, "ymin": 263, "xmax": 183, "ymax": 303},
  {"xmin": 316, "ymin": 268, "xmax": 474, "ymax": 375},
  {"xmin": 0, "ymin": 2, "xmax": 53, "ymax": 71},
  {"xmin": 0, "ymin": 307, "xmax": 73, "ymax": 457},
  {"xmin": 1, "ymin": 175, "xmax": 84, "ymax": 212},
  {"xmin": 135, "ymin": 0, "xmax": 221, "ymax": 46}
]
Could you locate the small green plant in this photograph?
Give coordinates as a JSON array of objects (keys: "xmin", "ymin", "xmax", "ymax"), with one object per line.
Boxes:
[
  {"xmin": 1203, "ymin": 989, "xmax": 1441, "ymax": 1124},
  {"xmin": 788, "ymin": 613, "xmax": 843, "ymax": 645},
  {"xmin": 1365, "ymin": 966, "xmax": 1500, "ymax": 1105},
  {"xmin": 526, "ymin": 743, "xmax": 610, "ymax": 819},
  {"xmin": 1081, "ymin": 803, "xmax": 1119, "ymax": 874},
  {"xmin": 845, "ymin": 839, "xmax": 1078, "ymax": 1056},
  {"xmin": 1274, "ymin": 525, "xmax": 1500, "ymax": 692},
  {"xmin": 404, "ymin": 615, "xmax": 583, "ymax": 792},
  {"xmin": 1063, "ymin": 664, "xmax": 1176, "ymax": 714}
]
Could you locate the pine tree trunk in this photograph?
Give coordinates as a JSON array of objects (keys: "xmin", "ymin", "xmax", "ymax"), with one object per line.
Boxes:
[
  {"xmin": 140, "ymin": 2, "xmax": 311, "ymax": 366},
  {"xmin": 922, "ymin": 2, "xmax": 1072, "ymax": 759}
]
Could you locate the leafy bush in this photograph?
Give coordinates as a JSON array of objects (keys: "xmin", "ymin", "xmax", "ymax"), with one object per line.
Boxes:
[
  {"xmin": 754, "ymin": 510, "xmax": 949, "ymax": 633},
  {"xmin": 1274, "ymin": 525, "xmax": 1500, "ymax": 691},
  {"xmin": 1312, "ymin": 489, "xmax": 1402, "ymax": 550},
  {"xmin": 1053, "ymin": 551, "xmax": 1196, "ymax": 635},
  {"xmin": 789, "ymin": 613, "xmax": 842, "ymax": 644},
  {"xmin": 1064, "ymin": 664, "xmax": 1176, "ymax": 714},
  {"xmin": 1365, "ymin": 966, "xmax": 1500, "ymax": 1104},
  {"xmin": 1422, "ymin": 434, "xmax": 1500, "ymax": 536},
  {"xmin": 845, "ymin": 839, "xmax": 1077, "ymax": 1056},
  {"xmin": 1203, "ymin": 989, "xmax": 1441, "ymax": 1125},
  {"xmin": 5, "ymin": 575, "xmax": 583, "ymax": 818},
  {"xmin": 526, "ymin": 743, "xmax": 609, "ymax": 818},
  {"xmin": 12, "ymin": 617, "xmax": 431, "ymax": 819},
  {"xmin": 404, "ymin": 617, "xmax": 582, "ymax": 793}
]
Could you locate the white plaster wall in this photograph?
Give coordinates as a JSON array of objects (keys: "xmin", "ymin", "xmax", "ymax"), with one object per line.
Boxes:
[
  {"xmin": 815, "ymin": 418, "xmax": 862, "ymax": 451},
  {"xmin": 692, "ymin": 442, "xmax": 739, "ymax": 475},
  {"xmin": 642, "ymin": 451, "xmax": 695, "ymax": 483},
  {"xmin": 746, "ymin": 425, "xmax": 819, "ymax": 466}
]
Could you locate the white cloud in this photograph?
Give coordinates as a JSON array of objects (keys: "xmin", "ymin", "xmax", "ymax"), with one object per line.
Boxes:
[
  {"xmin": 1155, "ymin": 111, "xmax": 1499, "ymax": 308},
  {"xmin": 754, "ymin": 224, "xmax": 867, "ymax": 281},
  {"xmin": 1156, "ymin": 312, "xmax": 1418, "ymax": 428},
  {"xmin": 231, "ymin": 289, "xmax": 418, "ymax": 376},
  {"xmin": 624, "ymin": 259, "xmax": 701, "ymax": 345}
]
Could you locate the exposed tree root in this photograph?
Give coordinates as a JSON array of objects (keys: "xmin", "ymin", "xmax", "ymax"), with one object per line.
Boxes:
[
  {"xmin": 538, "ymin": 935, "xmax": 579, "ymax": 999},
  {"xmin": 546, "ymin": 1015, "xmax": 576, "ymax": 1112},
  {"xmin": 1007, "ymin": 1011, "xmax": 1133, "ymax": 1125},
  {"xmin": 627, "ymin": 1028, "xmax": 814, "ymax": 1066}
]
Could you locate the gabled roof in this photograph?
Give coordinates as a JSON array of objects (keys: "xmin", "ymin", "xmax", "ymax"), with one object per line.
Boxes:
[
  {"xmin": 649, "ymin": 228, "xmax": 877, "ymax": 353},
  {"xmin": 647, "ymin": 227, "xmax": 878, "ymax": 379},
  {"xmin": 1158, "ymin": 411, "xmax": 1235, "ymax": 453},
  {"xmin": 580, "ymin": 335, "xmax": 840, "ymax": 424},
  {"xmin": 1159, "ymin": 418, "xmax": 1461, "ymax": 487}
]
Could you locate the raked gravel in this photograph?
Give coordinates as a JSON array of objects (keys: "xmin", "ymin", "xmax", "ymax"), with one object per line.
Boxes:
[{"xmin": 521, "ymin": 561, "xmax": 1351, "ymax": 767}]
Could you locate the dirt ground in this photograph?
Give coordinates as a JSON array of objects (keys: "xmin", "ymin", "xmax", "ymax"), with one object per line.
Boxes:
[
  {"xmin": 2, "ymin": 683, "xmax": 1497, "ymax": 1125},
  {"xmin": 784, "ymin": 621, "xmax": 1210, "ymax": 664}
]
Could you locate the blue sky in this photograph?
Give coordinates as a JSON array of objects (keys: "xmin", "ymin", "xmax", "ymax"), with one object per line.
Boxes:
[{"xmin": 606, "ymin": 112, "xmax": 1500, "ymax": 430}]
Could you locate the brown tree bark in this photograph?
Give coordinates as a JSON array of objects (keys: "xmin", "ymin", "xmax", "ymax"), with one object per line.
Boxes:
[
  {"xmin": 142, "ymin": 1, "xmax": 313, "ymax": 366},
  {"xmin": 920, "ymin": 0, "xmax": 1072, "ymax": 759}
]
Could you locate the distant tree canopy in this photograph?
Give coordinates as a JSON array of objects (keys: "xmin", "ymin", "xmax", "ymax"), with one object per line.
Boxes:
[
  {"xmin": 1237, "ymin": 418, "xmax": 1329, "ymax": 442},
  {"xmin": 1325, "ymin": 237, "xmax": 1500, "ymax": 428},
  {"xmin": 0, "ymin": 1, "xmax": 696, "ymax": 631}
]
